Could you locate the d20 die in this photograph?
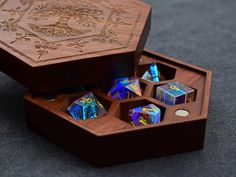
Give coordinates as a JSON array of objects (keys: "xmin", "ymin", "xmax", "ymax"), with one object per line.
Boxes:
[
  {"xmin": 156, "ymin": 82, "xmax": 195, "ymax": 106},
  {"xmin": 68, "ymin": 92, "xmax": 107, "ymax": 120},
  {"xmin": 129, "ymin": 104, "xmax": 161, "ymax": 126},
  {"xmin": 108, "ymin": 77, "xmax": 142, "ymax": 100},
  {"xmin": 142, "ymin": 63, "xmax": 160, "ymax": 82}
]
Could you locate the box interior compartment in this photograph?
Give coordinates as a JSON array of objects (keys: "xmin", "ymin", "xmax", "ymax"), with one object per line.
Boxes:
[
  {"xmin": 23, "ymin": 50, "xmax": 212, "ymax": 166},
  {"xmin": 25, "ymin": 50, "xmax": 210, "ymax": 136}
]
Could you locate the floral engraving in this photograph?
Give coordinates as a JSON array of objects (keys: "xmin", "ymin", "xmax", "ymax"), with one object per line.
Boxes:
[
  {"xmin": 0, "ymin": 0, "xmax": 140, "ymax": 62},
  {"xmin": 27, "ymin": 1, "xmax": 105, "ymax": 37},
  {"xmin": 34, "ymin": 40, "xmax": 63, "ymax": 59}
]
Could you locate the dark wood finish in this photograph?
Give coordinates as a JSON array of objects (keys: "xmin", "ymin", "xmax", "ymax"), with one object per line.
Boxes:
[
  {"xmin": 0, "ymin": 0, "xmax": 151, "ymax": 94},
  {"xmin": 24, "ymin": 50, "xmax": 212, "ymax": 166}
]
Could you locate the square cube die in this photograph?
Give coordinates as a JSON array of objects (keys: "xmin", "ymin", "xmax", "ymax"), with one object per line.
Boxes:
[{"xmin": 156, "ymin": 82, "xmax": 195, "ymax": 105}]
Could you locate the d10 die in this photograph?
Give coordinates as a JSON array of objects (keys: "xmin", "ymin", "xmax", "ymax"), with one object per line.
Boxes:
[
  {"xmin": 108, "ymin": 77, "xmax": 142, "ymax": 100},
  {"xmin": 129, "ymin": 104, "xmax": 161, "ymax": 126},
  {"xmin": 142, "ymin": 63, "xmax": 160, "ymax": 82},
  {"xmin": 156, "ymin": 82, "xmax": 195, "ymax": 106},
  {"xmin": 68, "ymin": 92, "xmax": 107, "ymax": 120}
]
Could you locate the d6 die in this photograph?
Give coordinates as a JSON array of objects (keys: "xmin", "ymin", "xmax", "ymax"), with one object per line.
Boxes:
[{"xmin": 156, "ymin": 82, "xmax": 195, "ymax": 105}]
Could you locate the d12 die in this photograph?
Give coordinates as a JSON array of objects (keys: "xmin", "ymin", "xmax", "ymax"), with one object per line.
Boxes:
[
  {"xmin": 129, "ymin": 104, "xmax": 161, "ymax": 126},
  {"xmin": 108, "ymin": 77, "xmax": 142, "ymax": 100},
  {"xmin": 68, "ymin": 92, "xmax": 107, "ymax": 120},
  {"xmin": 142, "ymin": 63, "xmax": 160, "ymax": 82},
  {"xmin": 156, "ymin": 82, "xmax": 195, "ymax": 105}
]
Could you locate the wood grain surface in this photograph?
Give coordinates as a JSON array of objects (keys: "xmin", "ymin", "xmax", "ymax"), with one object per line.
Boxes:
[
  {"xmin": 24, "ymin": 50, "xmax": 212, "ymax": 166},
  {"xmin": 0, "ymin": 0, "xmax": 151, "ymax": 94}
]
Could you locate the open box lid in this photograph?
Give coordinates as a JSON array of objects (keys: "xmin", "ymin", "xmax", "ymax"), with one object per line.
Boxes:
[{"xmin": 0, "ymin": 0, "xmax": 151, "ymax": 94}]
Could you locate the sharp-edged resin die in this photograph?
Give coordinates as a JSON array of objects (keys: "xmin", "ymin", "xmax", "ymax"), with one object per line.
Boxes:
[
  {"xmin": 156, "ymin": 82, "xmax": 195, "ymax": 105},
  {"xmin": 129, "ymin": 104, "xmax": 161, "ymax": 126},
  {"xmin": 108, "ymin": 77, "xmax": 142, "ymax": 100},
  {"xmin": 68, "ymin": 92, "xmax": 107, "ymax": 120},
  {"xmin": 142, "ymin": 63, "xmax": 160, "ymax": 82}
]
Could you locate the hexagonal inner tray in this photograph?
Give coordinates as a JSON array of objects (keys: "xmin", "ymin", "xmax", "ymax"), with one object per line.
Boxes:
[{"xmin": 25, "ymin": 50, "xmax": 211, "ymax": 137}]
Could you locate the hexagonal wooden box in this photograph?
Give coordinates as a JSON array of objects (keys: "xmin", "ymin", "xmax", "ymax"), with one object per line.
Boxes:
[
  {"xmin": 0, "ymin": 0, "xmax": 151, "ymax": 94},
  {"xmin": 24, "ymin": 50, "xmax": 212, "ymax": 167}
]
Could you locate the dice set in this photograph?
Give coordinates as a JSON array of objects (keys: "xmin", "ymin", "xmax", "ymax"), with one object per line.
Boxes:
[{"xmin": 67, "ymin": 81, "xmax": 194, "ymax": 123}]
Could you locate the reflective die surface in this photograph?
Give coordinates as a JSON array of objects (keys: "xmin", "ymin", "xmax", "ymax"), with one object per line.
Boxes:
[
  {"xmin": 129, "ymin": 104, "xmax": 161, "ymax": 126},
  {"xmin": 142, "ymin": 63, "xmax": 160, "ymax": 82},
  {"xmin": 108, "ymin": 77, "xmax": 142, "ymax": 100},
  {"xmin": 68, "ymin": 92, "xmax": 107, "ymax": 120},
  {"xmin": 156, "ymin": 82, "xmax": 195, "ymax": 105}
]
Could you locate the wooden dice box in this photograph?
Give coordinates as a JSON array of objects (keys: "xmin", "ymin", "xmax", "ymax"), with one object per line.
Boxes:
[
  {"xmin": 0, "ymin": 0, "xmax": 151, "ymax": 94},
  {"xmin": 24, "ymin": 50, "xmax": 212, "ymax": 166},
  {"xmin": 0, "ymin": 0, "xmax": 212, "ymax": 167}
]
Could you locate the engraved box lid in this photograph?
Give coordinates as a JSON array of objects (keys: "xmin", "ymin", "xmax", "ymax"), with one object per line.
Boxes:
[{"xmin": 0, "ymin": 0, "xmax": 151, "ymax": 94}]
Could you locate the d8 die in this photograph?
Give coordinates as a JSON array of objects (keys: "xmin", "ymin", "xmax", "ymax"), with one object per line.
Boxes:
[
  {"xmin": 108, "ymin": 77, "xmax": 142, "ymax": 100},
  {"xmin": 156, "ymin": 82, "xmax": 195, "ymax": 106}
]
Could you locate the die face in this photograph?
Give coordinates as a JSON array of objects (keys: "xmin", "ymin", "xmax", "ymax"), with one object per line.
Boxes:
[
  {"xmin": 108, "ymin": 78, "xmax": 142, "ymax": 100},
  {"xmin": 68, "ymin": 92, "xmax": 107, "ymax": 120},
  {"xmin": 156, "ymin": 82, "xmax": 195, "ymax": 105},
  {"xmin": 141, "ymin": 63, "xmax": 160, "ymax": 82},
  {"xmin": 175, "ymin": 95, "xmax": 186, "ymax": 105},
  {"xmin": 164, "ymin": 93, "xmax": 176, "ymax": 105},
  {"xmin": 67, "ymin": 103, "xmax": 83, "ymax": 120},
  {"xmin": 75, "ymin": 92, "xmax": 97, "ymax": 107},
  {"xmin": 166, "ymin": 82, "xmax": 186, "ymax": 97},
  {"xmin": 108, "ymin": 81, "xmax": 125, "ymax": 96},
  {"xmin": 141, "ymin": 70, "xmax": 152, "ymax": 81},
  {"xmin": 69, "ymin": 105, "xmax": 98, "ymax": 120},
  {"xmin": 150, "ymin": 63, "xmax": 160, "ymax": 82},
  {"xmin": 124, "ymin": 79, "xmax": 142, "ymax": 96},
  {"xmin": 156, "ymin": 89, "xmax": 165, "ymax": 103},
  {"xmin": 180, "ymin": 84, "xmax": 194, "ymax": 94},
  {"xmin": 129, "ymin": 104, "xmax": 161, "ymax": 126},
  {"xmin": 110, "ymin": 88, "xmax": 134, "ymax": 100}
]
